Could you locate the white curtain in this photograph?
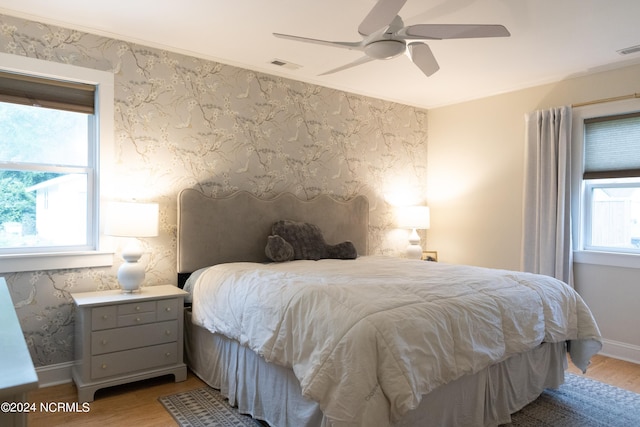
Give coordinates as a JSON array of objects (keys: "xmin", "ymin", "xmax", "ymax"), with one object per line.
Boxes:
[{"xmin": 521, "ymin": 106, "xmax": 573, "ymax": 285}]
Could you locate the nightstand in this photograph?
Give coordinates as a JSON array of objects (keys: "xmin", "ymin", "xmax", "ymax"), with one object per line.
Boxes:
[{"xmin": 71, "ymin": 285, "xmax": 188, "ymax": 402}]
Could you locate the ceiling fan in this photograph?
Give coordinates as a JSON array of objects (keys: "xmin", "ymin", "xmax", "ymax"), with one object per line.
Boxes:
[{"xmin": 273, "ymin": 0, "xmax": 510, "ymax": 77}]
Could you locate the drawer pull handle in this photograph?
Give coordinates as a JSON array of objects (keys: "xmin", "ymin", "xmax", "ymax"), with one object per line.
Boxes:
[
  {"xmin": 136, "ymin": 317, "xmax": 141, "ymax": 322},
  {"xmin": 165, "ymin": 330, "xmax": 171, "ymax": 335},
  {"xmin": 101, "ymin": 364, "xmax": 107, "ymax": 369},
  {"xmin": 165, "ymin": 307, "xmax": 171, "ymax": 312},
  {"xmin": 136, "ymin": 306, "xmax": 141, "ymax": 311},
  {"xmin": 101, "ymin": 339, "xmax": 108, "ymax": 345},
  {"xmin": 102, "ymin": 315, "xmax": 108, "ymax": 320},
  {"xmin": 165, "ymin": 352, "xmax": 171, "ymax": 357}
]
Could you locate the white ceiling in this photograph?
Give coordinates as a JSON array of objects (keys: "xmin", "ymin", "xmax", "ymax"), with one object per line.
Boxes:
[{"xmin": 0, "ymin": 0, "xmax": 639, "ymax": 109}]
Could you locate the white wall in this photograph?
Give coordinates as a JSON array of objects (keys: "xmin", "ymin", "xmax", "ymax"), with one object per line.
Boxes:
[{"xmin": 427, "ymin": 62, "xmax": 640, "ymax": 363}]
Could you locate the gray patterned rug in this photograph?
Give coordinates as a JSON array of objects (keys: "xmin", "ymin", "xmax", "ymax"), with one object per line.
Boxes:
[
  {"xmin": 159, "ymin": 386, "xmax": 265, "ymax": 427},
  {"xmin": 504, "ymin": 373, "xmax": 640, "ymax": 426},
  {"xmin": 159, "ymin": 373, "xmax": 640, "ymax": 427}
]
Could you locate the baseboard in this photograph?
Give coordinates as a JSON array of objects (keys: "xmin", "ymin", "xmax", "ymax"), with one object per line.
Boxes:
[
  {"xmin": 599, "ymin": 338, "xmax": 640, "ymax": 365},
  {"xmin": 35, "ymin": 361, "xmax": 74, "ymax": 387}
]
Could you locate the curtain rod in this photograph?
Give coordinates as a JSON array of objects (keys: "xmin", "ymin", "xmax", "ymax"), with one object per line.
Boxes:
[{"xmin": 572, "ymin": 92, "xmax": 640, "ymax": 108}]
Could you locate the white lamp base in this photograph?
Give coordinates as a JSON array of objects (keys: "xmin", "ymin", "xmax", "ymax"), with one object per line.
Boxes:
[
  {"xmin": 406, "ymin": 244, "xmax": 423, "ymax": 259},
  {"xmin": 117, "ymin": 261, "xmax": 145, "ymax": 293},
  {"xmin": 406, "ymin": 228, "xmax": 423, "ymax": 259},
  {"xmin": 117, "ymin": 240, "xmax": 145, "ymax": 293}
]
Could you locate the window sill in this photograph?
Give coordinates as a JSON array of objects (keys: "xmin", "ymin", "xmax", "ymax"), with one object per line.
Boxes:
[
  {"xmin": 573, "ymin": 250, "xmax": 640, "ymax": 269},
  {"xmin": 0, "ymin": 251, "xmax": 114, "ymax": 274}
]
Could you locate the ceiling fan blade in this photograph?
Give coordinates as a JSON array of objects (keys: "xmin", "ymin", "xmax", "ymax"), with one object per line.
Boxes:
[
  {"xmin": 407, "ymin": 42, "xmax": 439, "ymax": 77},
  {"xmin": 358, "ymin": 0, "xmax": 408, "ymax": 36},
  {"xmin": 319, "ymin": 56, "xmax": 376, "ymax": 76},
  {"xmin": 400, "ymin": 24, "xmax": 510, "ymax": 40},
  {"xmin": 273, "ymin": 33, "xmax": 363, "ymax": 51}
]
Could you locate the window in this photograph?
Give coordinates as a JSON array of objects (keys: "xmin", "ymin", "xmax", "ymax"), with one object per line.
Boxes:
[
  {"xmin": 0, "ymin": 75, "xmax": 95, "ymax": 252},
  {"xmin": 583, "ymin": 113, "xmax": 640, "ymax": 254},
  {"xmin": 0, "ymin": 53, "xmax": 114, "ymax": 272},
  {"xmin": 573, "ymin": 98, "xmax": 640, "ymax": 267}
]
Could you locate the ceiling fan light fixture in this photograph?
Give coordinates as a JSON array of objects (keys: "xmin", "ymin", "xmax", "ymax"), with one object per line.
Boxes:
[
  {"xmin": 273, "ymin": 0, "xmax": 510, "ymax": 77},
  {"xmin": 364, "ymin": 40, "xmax": 406, "ymax": 60}
]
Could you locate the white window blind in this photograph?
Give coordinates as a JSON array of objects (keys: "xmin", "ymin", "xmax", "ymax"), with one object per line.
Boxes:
[{"xmin": 584, "ymin": 112, "xmax": 640, "ymax": 179}]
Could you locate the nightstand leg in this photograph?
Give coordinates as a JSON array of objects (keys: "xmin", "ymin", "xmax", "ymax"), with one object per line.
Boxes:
[{"xmin": 173, "ymin": 365, "xmax": 187, "ymax": 382}]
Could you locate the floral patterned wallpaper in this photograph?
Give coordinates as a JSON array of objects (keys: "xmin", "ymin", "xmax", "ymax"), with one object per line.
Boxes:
[{"xmin": 0, "ymin": 14, "xmax": 428, "ymax": 367}]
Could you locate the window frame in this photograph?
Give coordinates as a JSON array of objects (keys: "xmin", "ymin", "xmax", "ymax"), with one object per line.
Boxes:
[
  {"xmin": 572, "ymin": 97, "xmax": 640, "ymax": 269},
  {"xmin": 0, "ymin": 53, "xmax": 114, "ymax": 273}
]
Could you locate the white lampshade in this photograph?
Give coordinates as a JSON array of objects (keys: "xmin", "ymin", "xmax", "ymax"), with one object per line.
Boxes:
[
  {"xmin": 397, "ymin": 206, "xmax": 430, "ymax": 230},
  {"xmin": 105, "ymin": 201, "xmax": 159, "ymax": 292},
  {"xmin": 105, "ymin": 202, "xmax": 159, "ymax": 237},
  {"xmin": 397, "ymin": 206, "xmax": 430, "ymax": 260}
]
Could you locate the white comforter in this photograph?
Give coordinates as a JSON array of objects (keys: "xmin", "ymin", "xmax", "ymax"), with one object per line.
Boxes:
[{"xmin": 190, "ymin": 256, "xmax": 601, "ymax": 427}]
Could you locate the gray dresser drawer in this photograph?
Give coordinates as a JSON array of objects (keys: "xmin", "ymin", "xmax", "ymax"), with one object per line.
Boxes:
[
  {"xmin": 118, "ymin": 300, "xmax": 155, "ymax": 315},
  {"xmin": 91, "ymin": 320, "xmax": 178, "ymax": 355},
  {"xmin": 117, "ymin": 311, "xmax": 157, "ymax": 327},
  {"xmin": 91, "ymin": 342, "xmax": 178, "ymax": 379},
  {"xmin": 117, "ymin": 300, "xmax": 157, "ymax": 327},
  {"xmin": 157, "ymin": 298, "xmax": 179, "ymax": 321},
  {"xmin": 91, "ymin": 306, "xmax": 117, "ymax": 331}
]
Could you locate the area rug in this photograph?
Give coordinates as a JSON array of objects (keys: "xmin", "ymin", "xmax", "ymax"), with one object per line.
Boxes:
[
  {"xmin": 159, "ymin": 386, "xmax": 264, "ymax": 427},
  {"xmin": 504, "ymin": 373, "xmax": 640, "ymax": 426},
  {"xmin": 160, "ymin": 373, "xmax": 640, "ymax": 427}
]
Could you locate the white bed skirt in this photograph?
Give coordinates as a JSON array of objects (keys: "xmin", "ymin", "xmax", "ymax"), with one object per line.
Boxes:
[{"xmin": 185, "ymin": 310, "xmax": 566, "ymax": 427}]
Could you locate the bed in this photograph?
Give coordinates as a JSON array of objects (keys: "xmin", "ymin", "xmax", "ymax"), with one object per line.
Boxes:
[{"xmin": 177, "ymin": 188, "xmax": 602, "ymax": 427}]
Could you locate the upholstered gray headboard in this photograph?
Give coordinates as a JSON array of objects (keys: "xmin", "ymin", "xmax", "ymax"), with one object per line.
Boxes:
[{"xmin": 177, "ymin": 189, "xmax": 369, "ymax": 282}]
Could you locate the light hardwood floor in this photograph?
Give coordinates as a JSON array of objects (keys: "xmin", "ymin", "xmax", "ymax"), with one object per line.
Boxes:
[
  {"xmin": 26, "ymin": 355, "xmax": 640, "ymax": 427},
  {"xmin": 567, "ymin": 354, "xmax": 640, "ymax": 393},
  {"xmin": 27, "ymin": 372, "xmax": 206, "ymax": 427}
]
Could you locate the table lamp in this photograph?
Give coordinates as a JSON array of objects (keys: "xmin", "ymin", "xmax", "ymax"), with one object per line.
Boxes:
[
  {"xmin": 105, "ymin": 201, "xmax": 159, "ymax": 292},
  {"xmin": 397, "ymin": 205, "xmax": 430, "ymax": 259}
]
